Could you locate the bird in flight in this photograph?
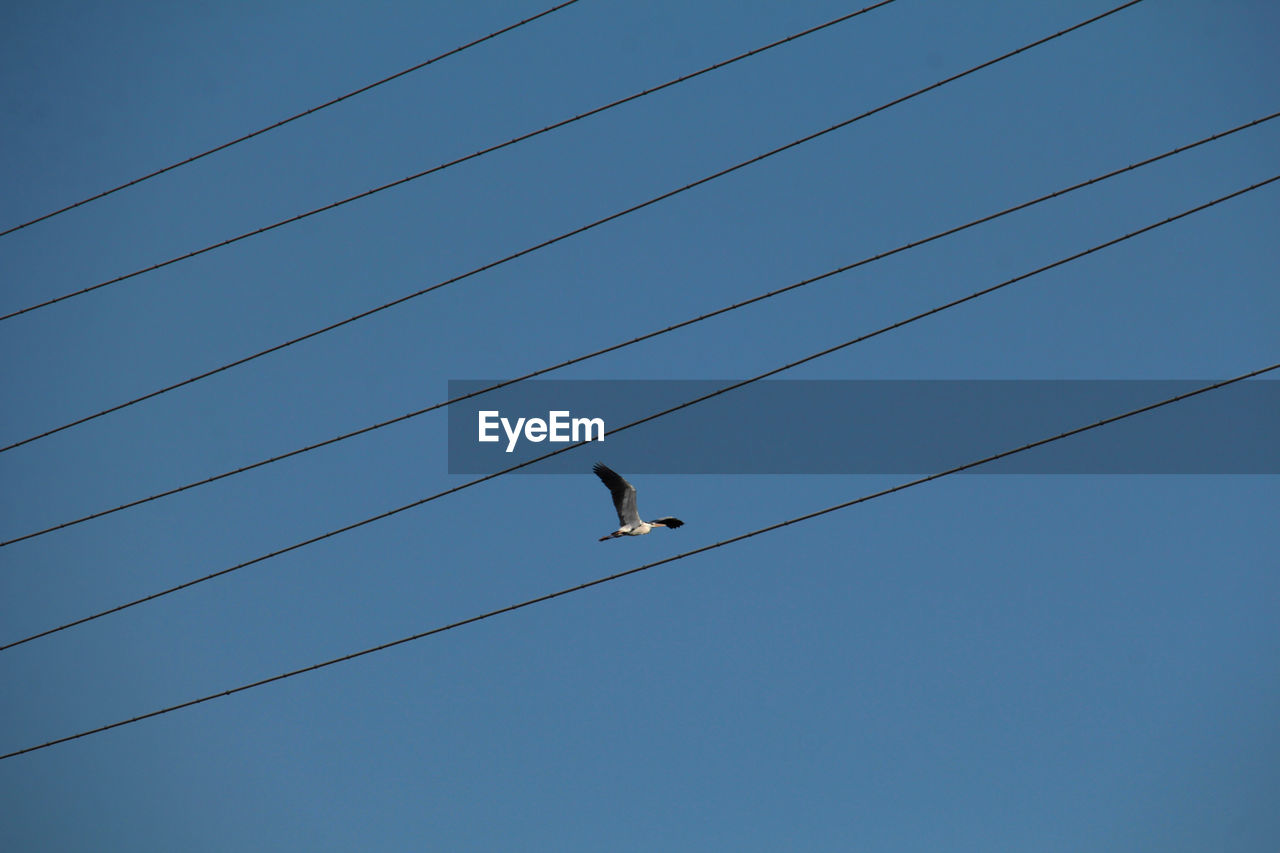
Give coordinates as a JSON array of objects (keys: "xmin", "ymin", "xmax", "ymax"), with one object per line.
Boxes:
[{"xmin": 593, "ymin": 463, "xmax": 685, "ymax": 542}]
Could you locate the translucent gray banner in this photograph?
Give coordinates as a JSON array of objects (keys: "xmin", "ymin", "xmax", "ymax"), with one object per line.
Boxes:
[{"xmin": 446, "ymin": 380, "xmax": 1278, "ymax": 474}]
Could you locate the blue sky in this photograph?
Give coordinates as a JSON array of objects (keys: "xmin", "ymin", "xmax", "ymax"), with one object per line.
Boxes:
[{"xmin": 1, "ymin": 1, "xmax": 1277, "ymax": 849}]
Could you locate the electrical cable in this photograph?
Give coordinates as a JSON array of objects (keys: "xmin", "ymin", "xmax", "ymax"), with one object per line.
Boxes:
[
  {"xmin": 2, "ymin": 109, "xmax": 1274, "ymax": 544},
  {"xmin": 0, "ymin": 2, "xmax": 586, "ymax": 239},
  {"xmin": 2, "ymin": 361, "xmax": 1272, "ymax": 762},
  {"xmin": 3, "ymin": 170, "xmax": 1271, "ymax": 653},
  {"xmin": 0, "ymin": 0, "xmax": 900, "ymax": 322},
  {"xmin": 0, "ymin": 0, "xmax": 1144, "ymax": 452}
]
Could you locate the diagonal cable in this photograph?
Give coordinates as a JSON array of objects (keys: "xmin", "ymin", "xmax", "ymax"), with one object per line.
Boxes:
[
  {"xmin": 3, "ymin": 109, "xmax": 1274, "ymax": 545},
  {"xmin": 0, "ymin": 0, "xmax": 900, "ymax": 323},
  {"xmin": 0, "ymin": 0, "xmax": 1144, "ymax": 449},
  {"xmin": 3, "ymin": 361, "xmax": 1273, "ymax": 762},
  {"xmin": 2, "ymin": 169, "xmax": 1271, "ymax": 653},
  {"xmin": 0, "ymin": 2, "xmax": 586, "ymax": 238}
]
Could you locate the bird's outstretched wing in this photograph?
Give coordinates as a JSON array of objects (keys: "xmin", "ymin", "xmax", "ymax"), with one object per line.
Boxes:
[{"xmin": 593, "ymin": 463, "xmax": 639, "ymax": 527}]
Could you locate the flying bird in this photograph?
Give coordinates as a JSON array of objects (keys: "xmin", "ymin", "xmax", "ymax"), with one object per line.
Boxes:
[{"xmin": 593, "ymin": 463, "xmax": 685, "ymax": 541}]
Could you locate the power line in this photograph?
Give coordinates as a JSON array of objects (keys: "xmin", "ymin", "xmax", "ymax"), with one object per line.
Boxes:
[
  {"xmin": 3, "ymin": 170, "xmax": 1270, "ymax": 653},
  {"xmin": 0, "ymin": 1, "xmax": 586, "ymax": 239},
  {"xmin": 0, "ymin": 0, "xmax": 1144, "ymax": 453},
  {"xmin": 3, "ymin": 362, "xmax": 1272, "ymax": 762},
  {"xmin": 0, "ymin": 0, "xmax": 900, "ymax": 323},
  {"xmin": 3, "ymin": 109, "xmax": 1274, "ymax": 546}
]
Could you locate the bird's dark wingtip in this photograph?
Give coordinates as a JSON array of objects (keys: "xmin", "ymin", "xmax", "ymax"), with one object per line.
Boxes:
[{"xmin": 593, "ymin": 463, "xmax": 622, "ymax": 487}]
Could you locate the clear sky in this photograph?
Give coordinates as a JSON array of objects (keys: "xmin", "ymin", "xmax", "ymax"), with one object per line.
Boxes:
[{"xmin": 1, "ymin": 1, "xmax": 1277, "ymax": 850}]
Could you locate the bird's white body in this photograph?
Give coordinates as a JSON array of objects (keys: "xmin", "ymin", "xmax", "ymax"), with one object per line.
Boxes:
[{"xmin": 614, "ymin": 521, "xmax": 653, "ymax": 537}]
